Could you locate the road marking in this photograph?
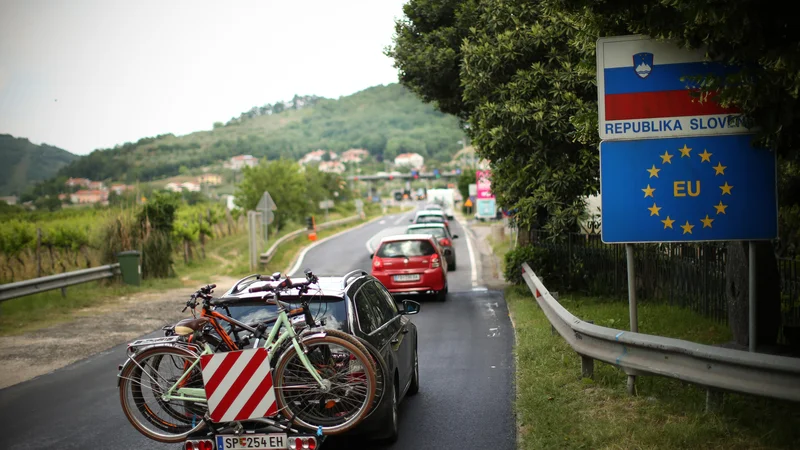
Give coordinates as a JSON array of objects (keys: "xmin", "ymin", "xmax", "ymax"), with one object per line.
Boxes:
[
  {"xmin": 393, "ymin": 211, "xmax": 409, "ymax": 225},
  {"xmin": 458, "ymin": 218, "xmax": 479, "ymax": 287},
  {"xmin": 287, "ymin": 215, "xmax": 386, "ymax": 276}
]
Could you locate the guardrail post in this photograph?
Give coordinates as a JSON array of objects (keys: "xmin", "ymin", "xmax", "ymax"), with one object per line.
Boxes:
[
  {"xmin": 706, "ymin": 388, "xmax": 724, "ymax": 412},
  {"xmin": 580, "ymin": 355, "xmax": 594, "ymax": 379},
  {"xmin": 626, "ymin": 374, "xmax": 637, "ymax": 396},
  {"xmin": 60, "ymin": 287, "xmax": 67, "ymax": 298}
]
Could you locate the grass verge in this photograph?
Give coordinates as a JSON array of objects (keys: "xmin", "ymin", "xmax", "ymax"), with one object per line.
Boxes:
[{"xmin": 506, "ymin": 285, "xmax": 800, "ymax": 449}]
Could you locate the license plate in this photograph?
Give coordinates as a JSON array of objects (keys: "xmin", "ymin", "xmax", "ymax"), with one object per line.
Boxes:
[
  {"xmin": 215, "ymin": 434, "xmax": 287, "ymax": 450},
  {"xmin": 394, "ymin": 274, "xmax": 420, "ymax": 282}
]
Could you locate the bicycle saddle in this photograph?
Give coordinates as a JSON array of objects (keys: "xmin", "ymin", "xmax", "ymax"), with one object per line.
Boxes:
[{"xmin": 173, "ymin": 317, "xmax": 210, "ymax": 335}]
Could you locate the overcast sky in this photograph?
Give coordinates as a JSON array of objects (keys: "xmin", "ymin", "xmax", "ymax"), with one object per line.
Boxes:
[{"xmin": 0, "ymin": 0, "xmax": 408, "ymax": 155}]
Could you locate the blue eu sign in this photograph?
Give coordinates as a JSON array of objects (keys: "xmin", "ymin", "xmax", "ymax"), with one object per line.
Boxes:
[{"xmin": 600, "ymin": 134, "xmax": 777, "ymax": 243}]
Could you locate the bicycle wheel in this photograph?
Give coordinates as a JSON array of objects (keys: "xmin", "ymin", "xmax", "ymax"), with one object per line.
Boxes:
[
  {"xmin": 273, "ymin": 334, "xmax": 377, "ymax": 435},
  {"xmin": 307, "ymin": 329, "xmax": 383, "ymax": 416},
  {"xmin": 119, "ymin": 346, "xmax": 207, "ymax": 443}
]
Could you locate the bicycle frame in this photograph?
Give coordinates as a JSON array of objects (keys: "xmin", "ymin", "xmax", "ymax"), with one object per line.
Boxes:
[{"xmin": 160, "ymin": 306, "xmax": 326, "ymax": 404}]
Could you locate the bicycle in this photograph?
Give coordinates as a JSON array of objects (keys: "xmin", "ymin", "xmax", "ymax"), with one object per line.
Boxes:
[{"xmin": 118, "ymin": 270, "xmax": 377, "ymax": 443}]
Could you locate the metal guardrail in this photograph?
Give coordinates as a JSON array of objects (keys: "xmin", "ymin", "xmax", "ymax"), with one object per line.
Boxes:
[
  {"xmin": 260, "ymin": 215, "xmax": 362, "ymax": 264},
  {"xmin": 0, "ymin": 264, "xmax": 121, "ymax": 302},
  {"xmin": 521, "ymin": 262, "xmax": 800, "ymax": 406}
]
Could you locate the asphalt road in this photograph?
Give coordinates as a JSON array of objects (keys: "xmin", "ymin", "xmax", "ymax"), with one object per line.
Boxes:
[{"xmin": 0, "ymin": 203, "xmax": 515, "ymax": 450}]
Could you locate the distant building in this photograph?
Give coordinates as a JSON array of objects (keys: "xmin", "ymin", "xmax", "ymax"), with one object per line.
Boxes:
[
  {"xmin": 318, "ymin": 161, "xmax": 346, "ymax": 174},
  {"xmin": 70, "ymin": 190, "xmax": 108, "ymax": 204},
  {"xmin": 299, "ymin": 150, "xmax": 338, "ymax": 165},
  {"xmin": 197, "ymin": 174, "xmax": 223, "ymax": 185},
  {"xmin": 341, "ymin": 148, "xmax": 369, "ymax": 163},
  {"xmin": 181, "ymin": 182, "xmax": 201, "ymax": 192},
  {"xmin": 165, "ymin": 182, "xmax": 182, "ymax": 192},
  {"xmin": 110, "ymin": 184, "xmax": 133, "ymax": 195},
  {"xmin": 394, "ymin": 153, "xmax": 425, "ymax": 169},
  {"xmin": 65, "ymin": 177, "xmax": 91, "ymax": 188},
  {"xmin": 0, "ymin": 195, "xmax": 18, "ymax": 205},
  {"xmin": 228, "ymin": 155, "xmax": 258, "ymax": 170},
  {"xmin": 88, "ymin": 181, "xmax": 106, "ymax": 190}
]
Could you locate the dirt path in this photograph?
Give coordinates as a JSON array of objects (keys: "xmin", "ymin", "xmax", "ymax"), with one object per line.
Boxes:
[{"xmin": 0, "ymin": 275, "xmax": 238, "ymax": 390}]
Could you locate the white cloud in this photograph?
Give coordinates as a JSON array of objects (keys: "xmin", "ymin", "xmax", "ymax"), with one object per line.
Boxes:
[{"xmin": 0, "ymin": 0, "xmax": 407, "ymax": 154}]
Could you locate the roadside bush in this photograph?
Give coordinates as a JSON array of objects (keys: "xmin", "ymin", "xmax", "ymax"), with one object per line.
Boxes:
[{"xmin": 504, "ymin": 244, "xmax": 563, "ymax": 290}]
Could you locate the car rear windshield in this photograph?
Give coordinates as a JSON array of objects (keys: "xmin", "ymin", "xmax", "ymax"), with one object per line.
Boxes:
[
  {"xmin": 222, "ymin": 295, "xmax": 348, "ymax": 332},
  {"xmin": 377, "ymin": 239, "xmax": 436, "ymax": 257},
  {"xmin": 416, "ymin": 215, "xmax": 444, "ymax": 223},
  {"xmin": 408, "ymin": 227, "xmax": 446, "ymax": 238}
]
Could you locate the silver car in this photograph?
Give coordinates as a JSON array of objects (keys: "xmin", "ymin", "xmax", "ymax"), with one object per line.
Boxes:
[{"xmin": 405, "ymin": 223, "xmax": 458, "ymax": 270}]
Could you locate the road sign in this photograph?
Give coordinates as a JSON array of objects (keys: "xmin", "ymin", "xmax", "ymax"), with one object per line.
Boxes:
[
  {"xmin": 476, "ymin": 170, "xmax": 494, "ymax": 199},
  {"xmin": 200, "ymin": 348, "xmax": 277, "ymax": 423},
  {"xmin": 468, "ymin": 183, "xmax": 477, "ymax": 196},
  {"xmin": 476, "ymin": 199, "xmax": 496, "ymax": 219},
  {"xmin": 599, "ymin": 134, "xmax": 777, "ymax": 243},
  {"xmin": 464, "ymin": 198, "xmax": 473, "ymax": 208},
  {"xmin": 597, "ymin": 35, "xmax": 751, "ymax": 141},
  {"xmin": 256, "ymin": 191, "xmax": 277, "ymax": 211},
  {"xmin": 456, "ymin": 168, "xmax": 462, "ymax": 175},
  {"xmin": 319, "ymin": 200, "xmax": 334, "ymax": 209}
]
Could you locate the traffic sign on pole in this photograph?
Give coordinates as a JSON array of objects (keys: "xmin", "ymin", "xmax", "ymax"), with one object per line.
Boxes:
[
  {"xmin": 599, "ymin": 134, "xmax": 777, "ymax": 243},
  {"xmin": 596, "ymin": 35, "xmax": 751, "ymax": 141}
]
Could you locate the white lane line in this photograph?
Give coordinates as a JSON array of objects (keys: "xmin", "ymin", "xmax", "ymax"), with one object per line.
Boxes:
[
  {"xmin": 287, "ymin": 215, "xmax": 387, "ymax": 276},
  {"xmin": 458, "ymin": 217, "xmax": 479, "ymax": 287}
]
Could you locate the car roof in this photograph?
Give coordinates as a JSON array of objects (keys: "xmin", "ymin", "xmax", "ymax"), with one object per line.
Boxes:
[
  {"xmin": 425, "ymin": 204, "xmax": 443, "ymax": 208},
  {"xmin": 408, "ymin": 223, "xmax": 446, "ymax": 229},
  {"xmin": 379, "ymin": 233, "xmax": 436, "ymax": 243},
  {"xmin": 415, "ymin": 210, "xmax": 446, "ymax": 216}
]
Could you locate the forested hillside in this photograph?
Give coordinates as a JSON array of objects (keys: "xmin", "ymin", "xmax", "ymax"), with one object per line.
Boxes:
[
  {"xmin": 55, "ymin": 84, "xmax": 464, "ymax": 184},
  {"xmin": 0, "ymin": 135, "xmax": 78, "ymax": 196}
]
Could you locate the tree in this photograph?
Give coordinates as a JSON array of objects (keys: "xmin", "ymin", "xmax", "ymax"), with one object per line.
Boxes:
[
  {"xmin": 390, "ymin": 0, "xmax": 800, "ymax": 347},
  {"xmin": 234, "ymin": 159, "xmax": 310, "ymax": 229}
]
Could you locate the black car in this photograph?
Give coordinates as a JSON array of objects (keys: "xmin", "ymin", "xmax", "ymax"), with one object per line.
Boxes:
[{"xmin": 216, "ymin": 270, "xmax": 421, "ymax": 444}]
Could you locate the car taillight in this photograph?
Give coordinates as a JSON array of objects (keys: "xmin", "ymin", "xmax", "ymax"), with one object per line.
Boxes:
[
  {"xmin": 439, "ymin": 238, "xmax": 451, "ymax": 247},
  {"xmin": 294, "ymin": 437, "xmax": 317, "ymax": 449},
  {"xmin": 431, "ymin": 254, "xmax": 441, "ymax": 268},
  {"xmin": 185, "ymin": 440, "xmax": 214, "ymax": 450},
  {"xmin": 373, "ymin": 257, "xmax": 382, "ymax": 269}
]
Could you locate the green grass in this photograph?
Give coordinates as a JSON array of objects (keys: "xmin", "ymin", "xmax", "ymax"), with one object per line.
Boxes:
[
  {"xmin": 506, "ymin": 285, "xmax": 800, "ymax": 449},
  {"xmin": 488, "ymin": 231, "xmax": 513, "ymax": 274},
  {"xmin": 0, "ymin": 206, "xmax": 395, "ymax": 335}
]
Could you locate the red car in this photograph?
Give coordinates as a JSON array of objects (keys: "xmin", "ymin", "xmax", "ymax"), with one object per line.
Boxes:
[{"xmin": 371, "ymin": 234, "xmax": 448, "ymax": 301}]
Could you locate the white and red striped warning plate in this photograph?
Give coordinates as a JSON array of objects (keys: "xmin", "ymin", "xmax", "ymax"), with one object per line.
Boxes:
[{"xmin": 200, "ymin": 348, "xmax": 278, "ymax": 423}]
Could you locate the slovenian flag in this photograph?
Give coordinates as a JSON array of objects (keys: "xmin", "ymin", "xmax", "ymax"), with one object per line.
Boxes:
[{"xmin": 602, "ymin": 49, "xmax": 740, "ymax": 121}]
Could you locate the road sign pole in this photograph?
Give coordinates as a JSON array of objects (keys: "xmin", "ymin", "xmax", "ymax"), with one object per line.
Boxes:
[
  {"xmin": 625, "ymin": 243, "xmax": 638, "ymax": 395},
  {"xmin": 749, "ymin": 241, "xmax": 757, "ymax": 352}
]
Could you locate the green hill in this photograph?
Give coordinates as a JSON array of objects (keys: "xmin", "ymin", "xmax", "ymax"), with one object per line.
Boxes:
[
  {"xmin": 55, "ymin": 84, "xmax": 465, "ymax": 184},
  {"xmin": 0, "ymin": 135, "xmax": 78, "ymax": 196}
]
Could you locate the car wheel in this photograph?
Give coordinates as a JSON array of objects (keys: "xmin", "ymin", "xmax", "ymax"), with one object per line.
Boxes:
[
  {"xmin": 407, "ymin": 345, "xmax": 419, "ymax": 396},
  {"xmin": 449, "ymin": 259, "xmax": 456, "ymax": 271},
  {"xmin": 375, "ymin": 379, "xmax": 399, "ymax": 444},
  {"xmin": 436, "ymin": 285, "xmax": 447, "ymax": 302}
]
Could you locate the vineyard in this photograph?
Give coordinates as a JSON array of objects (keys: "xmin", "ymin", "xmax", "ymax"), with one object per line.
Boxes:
[{"xmin": 0, "ymin": 202, "xmax": 243, "ymax": 284}]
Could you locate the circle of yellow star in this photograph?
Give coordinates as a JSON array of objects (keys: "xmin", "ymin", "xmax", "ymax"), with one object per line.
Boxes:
[
  {"xmin": 719, "ymin": 182, "xmax": 733, "ymax": 195},
  {"xmin": 701, "ymin": 215, "xmax": 714, "ymax": 228},
  {"xmin": 681, "ymin": 221, "xmax": 694, "ymax": 234},
  {"xmin": 660, "ymin": 151, "xmax": 673, "ymax": 164},
  {"xmin": 679, "ymin": 144, "xmax": 692, "ymax": 157},
  {"xmin": 661, "ymin": 216, "xmax": 675, "ymax": 229},
  {"xmin": 647, "ymin": 165, "xmax": 661, "ymax": 178},
  {"xmin": 713, "ymin": 162, "xmax": 726, "ymax": 175},
  {"xmin": 714, "ymin": 201, "xmax": 728, "ymax": 215},
  {"xmin": 648, "ymin": 203, "xmax": 661, "ymax": 216},
  {"xmin": 698, "ymin": 149, "xmax": 712, "ymax": 162},
  {"xmin": 642, "ymin": 184, "xmax": 655, "ymax": 198}
]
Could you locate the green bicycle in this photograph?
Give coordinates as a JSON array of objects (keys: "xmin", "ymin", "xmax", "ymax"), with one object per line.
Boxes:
[{"xmin": 117, "ymin": 271, "xmax": 378, "ymax": 443}]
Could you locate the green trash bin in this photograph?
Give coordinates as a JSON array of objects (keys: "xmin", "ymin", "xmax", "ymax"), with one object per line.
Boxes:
[{"xmin": 117, "ymin": 250, "xmax": 141, "ymax": 286}]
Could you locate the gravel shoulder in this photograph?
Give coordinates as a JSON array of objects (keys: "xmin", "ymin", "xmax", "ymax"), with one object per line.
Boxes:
[{"xmin": 0, "ymin": 275, "xmax": 238, "ymax": 389}]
